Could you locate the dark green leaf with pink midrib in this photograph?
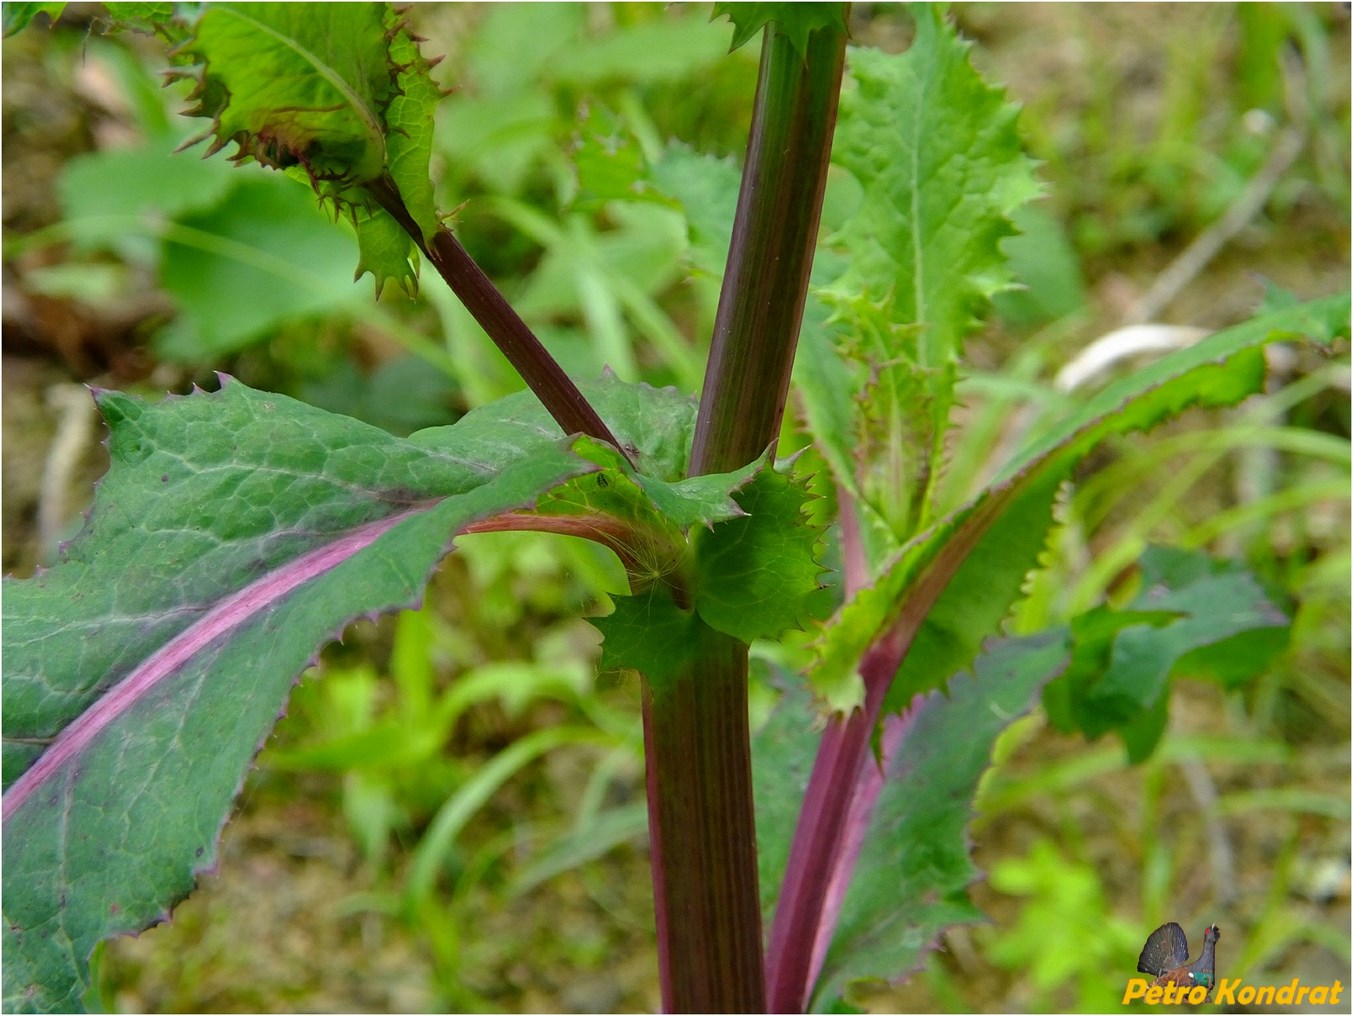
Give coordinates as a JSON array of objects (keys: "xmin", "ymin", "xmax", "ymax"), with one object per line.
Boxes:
[{"xmin": 0, "ymin": 373, "xmax": 726, "ymax": 1013}]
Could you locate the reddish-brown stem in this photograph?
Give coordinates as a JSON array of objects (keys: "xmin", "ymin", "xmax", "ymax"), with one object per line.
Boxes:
[
  {"xmin": 688, "ymin": 20, "xmax": 847, "ymax": 476},
  {"xmin": 642, "ymin": 627, "xmax": 766, "ymax": 1012},
  {"xmin": 764, "ymin": 628, "xmax": 905, "ymax": 1012},
  {"xmin": 641, "ymin": 12, "xmax": 847, "ymax": 1013},
  {"xmin": 368, "ymin": 176, "xmax": 629, "ymax": 460}
]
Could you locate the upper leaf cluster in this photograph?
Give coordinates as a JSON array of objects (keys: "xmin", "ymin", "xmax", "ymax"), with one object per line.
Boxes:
[{"xmin": 160, "ymin": 2, "xmax": 440, "ymax": 294}]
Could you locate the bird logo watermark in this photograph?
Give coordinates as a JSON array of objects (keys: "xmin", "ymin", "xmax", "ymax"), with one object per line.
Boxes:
[{"xmin": 1123, "ymin": 922, "xmax": 1344, "ymax": 1007}]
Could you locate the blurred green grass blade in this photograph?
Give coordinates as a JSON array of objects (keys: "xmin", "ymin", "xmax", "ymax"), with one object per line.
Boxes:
[
  {"xmin": 403, "ymin": 725, "xmax": 616, "ymax": 910},
  {"xmin": 508, "ymin": 802, "xmax": 650, "ymax": 897}
]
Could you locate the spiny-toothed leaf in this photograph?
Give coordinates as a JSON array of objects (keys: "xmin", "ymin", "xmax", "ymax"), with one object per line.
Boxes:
[
  {"xmin": 101, "ymin": 3, "xmax": 172, "ymax": 25},
  {"xmin": 712, "ymin": 2, "xmax": 847, "ymax": 57},
  {"xmin": 168, "ymin": 3, "xmax": 441, "ymax": 294},
  {"xmin": 346, "ymin": 20, "xmax": 442, "ymax": 291},
  {"xmin": 385, "ymin": 23, "xmax": 439, "ymax": 242},
  {"xmin": 694, "ymin": 465, "xmax": 830, "ymax": 643},
  {"xmin": 353, "ymin": 203, "xmax": 419, "ymax": 298},
  {"xmin": 846, "ymin": 329, "xmax": 934, "ymax": 547},
  {"xmin": 584, "ymin": 456, "xmax": 824, "ymax": 679},
  {"xmin": 578, "ymin": 450, "xmax": 831, "ymax": 682},
  {"xmin": 1043, "ymin": 546, "xmax": 1291, "ymax": 762},
  {"xmin": 594, "ymin": 587, "xmax": 705, "ymax": 687},
  {"xmin": 826, "ymin": 10, "xmax": 1040, "ymax": 369},
  {"xmin": 810, "ymin": 6, "xmax": 1040, "ymax": 547},
  {"xmin": 181, "ymin": 4, "xmax": 391, "ymax": 180},
  {"xmin": 411, "ymin": 370, "xmax": 701, "ymax": 484},
  {"xmin": 512, "ymin": 445, "xmax": 763, "ymax": 607},
  {"xmin": 811, "ymin": 633, "xmax": 1071, "ymax": 1009},
  {"xmin": 793, "ymin": 296, "xmax": 879, "ymax": 521},
  {"xmin": 0, "ymin": 372, "xmax": 713, "ymax": 1012},
  {"xmin": 753, "ymin": 635, "xmax": 1070, "ymax": 1009},
  {"xmin": 810, "ymin": 295, "xmax": 1348, "ymax": 713}
]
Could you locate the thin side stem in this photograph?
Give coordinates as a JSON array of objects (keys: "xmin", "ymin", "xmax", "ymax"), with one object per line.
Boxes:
[{"xmin": 368, "ymin": 177, "xmax": 627, "ymax": 456}]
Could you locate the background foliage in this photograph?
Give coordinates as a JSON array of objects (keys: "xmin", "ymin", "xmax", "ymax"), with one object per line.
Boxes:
[{"xmin": 3, "ymin": 3, "xmax": 1348, "ymax": 1011}]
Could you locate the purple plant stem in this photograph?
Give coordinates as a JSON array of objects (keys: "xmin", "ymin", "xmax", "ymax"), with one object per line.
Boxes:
[
  {"xmin": 368, "ymin": 177, "xmax": 628, "ymax": 459},
  {"xmin": 807, "ymin": 698, "xmax": 923, "ymax": 987},
  {"xmin": 687, "ymin": 20, "xmax": 847, "ymax": 476},
  {"xmin": 642, "ymin": 628, "xmax": 766, "ymax": 1012},
  {"xmin": 765, "ymin": 624, "xmax": 909, "ymax": 1012},
  {"xmin": 641, "ymin": 14, "xmax": 845, "ymax": 1011}
]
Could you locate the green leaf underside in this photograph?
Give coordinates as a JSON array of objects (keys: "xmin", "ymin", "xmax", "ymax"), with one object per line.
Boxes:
[
  {"xmin": 810, "ymin": 633, "xmax": 1071, "ymax": 1010},
  {"xmin": 1044, "ymin": 546, "xmax": 1291, "ymax": 762},
  {"xmin": 810, "ymin": 295, "xmax": 1349, "ymax": 713},
  {"xmin": 713, "ymin": 2, "xmax": 847, "ymax": 57},
  {"xmin": 811, "ymin": 7, "xmax": 1041, "ymax": 551},
  {"xmin": 0, "ymin": 373, "xmax": 768, "ymax": 1012},
  {"xmin": 174, "ymin": 3, "xmax": 439, "ymax": 293}
]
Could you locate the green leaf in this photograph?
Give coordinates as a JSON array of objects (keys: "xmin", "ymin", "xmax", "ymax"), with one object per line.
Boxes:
[
  {"xmin": 411, "ymin": 370, "xmax": 700, "ymax": 484},
  {"xmin": 713, "ymin": 2, "xmax": 848, "ymax": 57},
  {"xmin": 352, "ymin": 204, "xmax": 418, "ymax": 298},
  {"xmin": 791, "ymin": 296, "xmax": 869, "ymax": 510},
  {"xmin": 182, "ymin": 4, "xmax": 391, "ymax": 180},
  {"xmin": 594, "ymin": 587, "xmax": 705, "ymax": 687},
  {"xmin": 585, "ymin": 454, "xmax": 831, "ymax": 682},
  {"xmin": 827, "ymin": 11, "xmax": 1040, "ymax": 365},
  {"xmin": 0, "ymin": 373, "xmax": 703, "ymax": 1012},
  {"xmin": 3, "ymin": 2, "xmax": 65, "ymax": 36},
  {"xmin": 384, "ymin": 24, "xmax": 440, "ymax": 242},
  {"xmin": 753, "ymin": 636, "xmax": 1070, "ymax": 1008},
  {"xmin": 992, "ymin": 204, "xmax": 1087, "ymax": 325},
  {"xmin": 56, "ymin": 138, "xmax": 237, "ymax": 261},
  {"xmin": 752, "ymin": 671, "xmax": 820, "ymax": 919},
  {"xmin": 812, "ymin": 7, "xmax": 1041, "ymax": 543},
  {"xmin": 546, "ymin": 11, "xmax": 729, "ymax": 86},
  {"xmin": 810, "ymin": 295, "xmax": 1349, "ymax": 712},
  {"xmin": 570, "ymin": 102, "xmax": 659, "ymax": 209},
  {"xmin": 694, "ymin": 465, "xmax": 830, "ymax": 643},
  {"xmin": 170, "ymin": 3, "xmax": 441, "ymax": 293},
  {"xmin": 648, "ymin": 143, "xmax": 741, "ymax": 277},
  {"xmin": 1043, "ymin": 546, "xmax": 1291, "ymax": 762},
  {"xmin": 101, "ymin": 2, "xmax": 172, "ymax": 31},
  {"xmin": 522, "ymin": 443, "xmax": 760, "ymax": 603},
  {"xmin": 810, "ymin": 633, "xmax": 1070, "ymax": 1009}
]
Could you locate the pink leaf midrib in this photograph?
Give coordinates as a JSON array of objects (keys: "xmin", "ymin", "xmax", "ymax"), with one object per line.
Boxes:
[{"xmin": 2, "ymin": 508, "xmax": 419, "ymax": 819}]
